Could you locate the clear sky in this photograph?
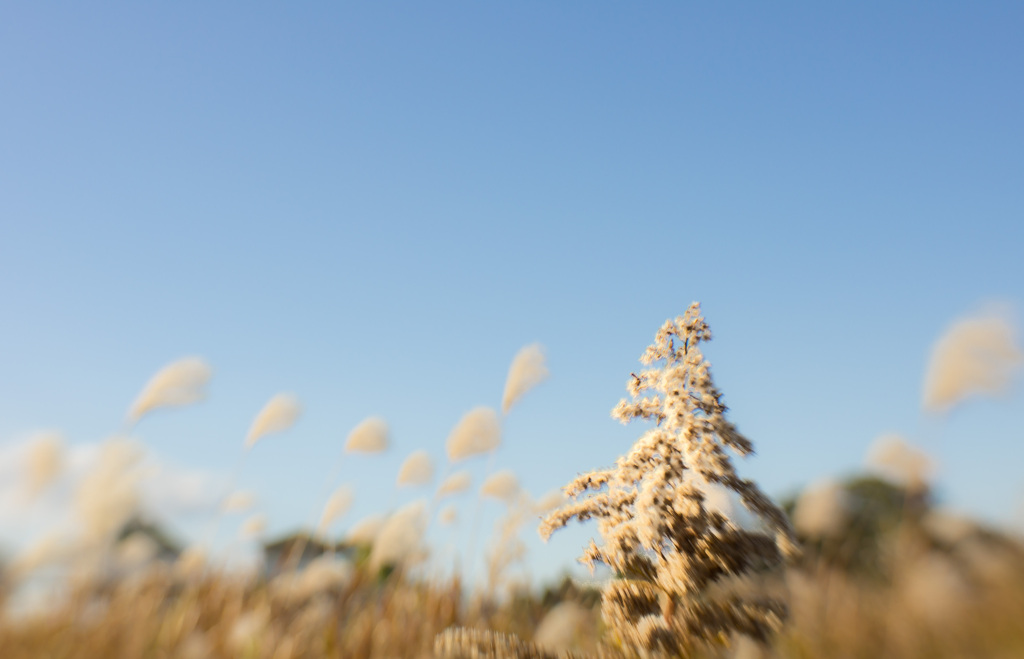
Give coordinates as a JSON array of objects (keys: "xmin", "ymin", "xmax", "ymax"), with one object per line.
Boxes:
[{"xmin": 1, "ymin": 4, "xmax": 1022, "ymax": 584}]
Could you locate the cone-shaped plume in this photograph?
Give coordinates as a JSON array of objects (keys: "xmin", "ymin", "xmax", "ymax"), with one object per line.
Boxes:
[
  {"xmin": 502, "ymin": 344, "xmax": 549, "ymax": 414},
  {"xmin": 245, "ymin": 393, "xmax": 301, "ymax": 448},
  {"xmin": 480, "ymin": 470, "xmax": 520, "ymax": 504},
  {"xmin": 437, "ymin": 471, "xmax": 472, "ymax": 498},
  {"xmin": 344, "ymin": 417, "xmax": 389, "ymax": 453},
  {"xmin": 127, "ymin": 357, "xmax": 212, "ymax": 424},
  {"xmin": 922, "ymin": 310, "xmax": 1022, "ymax": 413},
  {"xmin": 446, "ymin": 407, "xmax": 500, "ymax": 462},
  {"xmin": 396, "ymin": 450, "xmax": 434, "ymax": 487}
]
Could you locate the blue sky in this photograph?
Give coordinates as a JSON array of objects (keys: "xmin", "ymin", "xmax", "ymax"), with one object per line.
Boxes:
[{"xmin": 1, "ymin": 3, "xmax": 1022, "ymax": 583}]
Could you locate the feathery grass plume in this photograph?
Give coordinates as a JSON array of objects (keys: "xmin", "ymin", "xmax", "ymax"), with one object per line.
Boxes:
[
  {"xmin": 480, "ymin": 470, "xmax": 521, "ymax": 504},
  {"xmin": 221, "ymin": 490, "xmax": 257, "ymax": 514},
  {"xmin": 866, "ymin": 434, "xmax": 934, "ymax": 492},
  {"xmin": 396, "ymin": 450, "xmax": 434, "ymax": 487},
  {"xmin": 369, "ymin": 500, "xmax": 428, "ymax": 571},
  {"xmin": 922, "ymin": 309, "xmax": 1023, "ymax": 413},
  {"xmin": 793, "ymin": 479, "xmax": 849, "ymax": 538},
  {"xmin": 245, "ymin": 393, "xmax": 301, "ymax": 448},
  {"xmin": 75, "ymin": 438, "xmax": 144, "ymax": 544},
  {"xmin": 540, "ymin": 303, "xmax": 797, "ymax": 656},
  {"xmin": 241, "ymin": 514, "xmax": 267, "ymax": 539},
  {"xmin": 319, "ymin": 485, "xmax": 354, "ymax": 533},
  {"xmin": 446, "ymin": 407, "xmax": 501, "ymax": 462},
  {"xmin": 439, "ymin": 504, "xmax": 458, "ymax": 526},
  {"xmin": 533, "ymin": 489, "xmax": 567, "ymax": 514},
  {"xmin": 25, "ymin": 431, "xmax": 64, "ymax": 497},
  {"xmin": 344, "ymin": 416, "xmax": 390, "ymax": 453},
  {"xmin": 502, "ymin": 343, "xmax": 550, "ymax": 415},
  {"xmin": 126, "ymin": 357, "xmax": 212, "ymax": 425},
  {"xmin": 437, "ymin": 471, "xmax": 472, "ymax": 498},
  {"xmin": 346, "ymin": 514, "xmax": 386, "ymax": 545}
]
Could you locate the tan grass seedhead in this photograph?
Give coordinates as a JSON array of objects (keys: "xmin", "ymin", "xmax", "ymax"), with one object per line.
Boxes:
[
  {"xmin": 396, "ymin": 450, "xmax": 434, "ymax": 487},
  {"xmin": 502, "ymin": 343, "xmax": 550, "ymax": 415},
  {"xmin": 446, "ymin": 407, "xmax": 501, "ymax": 462},
  {"xmin": 437, "ymin": 471, "xmax": 473, "ymax": 498},
  {"xmin": 540, "ymin": 303, "xmax": 797, "ymax": 655},
  {"xmin": 344, "ymin": 416, "xmax": 390, "ymax": 453},
  {"xmin": 245, "ymin": 393, "xmax": 302, "ymax": 448},
  {"xmin": 480, "ymin": 470, "xmax": 521, "ymax": 505},
  {"xmin": 922, "ymin": 309, "xmax": 1022, "ymax": 413},
  {"xmin": 127, "ymin": 357, "xmax": 212, "ymax": 425},
  {"xmin": 25, "ymin": 431, "xmax": 64, "ymax": 497}
]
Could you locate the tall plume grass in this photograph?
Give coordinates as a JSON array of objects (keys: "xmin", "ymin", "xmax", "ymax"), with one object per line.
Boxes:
[
  {"xmin": 502, "ymin": 344, "xmax": 549, "ymax": 415},
  {"xmin": 126, "ymin": 357, "xmax": 212, "ymax": 426},
  {"xmin": 245, "ymin": 393, "xmax": 302, "ymax": 448},
  {"xmin": 922, "ymin": 309, "xmax": 1022, "ymax": 413},
  {"xmin": 540, "ymin": 303, "xmax": 796, "ymax": 655},
  {"xmin": 446, "ymin": 407, "xmax": 501, "ymax": 462}
]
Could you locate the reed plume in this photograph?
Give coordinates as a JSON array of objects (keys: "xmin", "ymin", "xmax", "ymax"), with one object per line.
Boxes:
[
  {"xmin": 245, "ymin": 393, "xmax": 302, "ymax": 448},
  {"xmin": 126, "ymin": 357, "xmax": 212, "ymax": 425},
  {"xmin": 502, "ymin": 343, "xmax": 549, "ymax": 415},
  {"xmin": 540, "ymin": 303, "xmax": 797, "ymax": 655},
  {"xmin": 446, "ymin": 407, "xmax": 501, "ymax": 462},
  {"xmin": 344, "ymin": 416, "xmax": 390, "ymax": 453}
]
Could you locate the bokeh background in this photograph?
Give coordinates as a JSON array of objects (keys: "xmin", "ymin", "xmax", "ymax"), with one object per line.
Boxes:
[{"xmin": 1, "ymin": 3, "xmax": 1022, "ymax": 590}]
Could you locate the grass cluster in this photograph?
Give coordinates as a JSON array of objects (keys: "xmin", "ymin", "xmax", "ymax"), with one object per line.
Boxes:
[{"xmin": 2, "ymin": 305, "xmax": 1022, "ymax": 657}]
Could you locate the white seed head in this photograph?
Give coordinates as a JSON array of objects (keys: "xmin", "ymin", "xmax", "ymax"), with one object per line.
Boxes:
[
  {"xmin": 127, "ymin": 357, "xmax": 212, "ymax": 424},
  {"xmin": 346, "ymin": 514, "xmax": 386, "ymax": 545},
  {"xmin": 866, "ymin": 434, "xmax": 934, "ymax": 489},
  {"xmin": 369, "ymin": 500, "xmax": 428, "ymax": 571},
  {"xmin": 396, "ymin": 450, "xmax": 434, "ymax": 487},
  {"xmin": 793, "ymin": 479, "xmax": 849, "ymax": 538},
  {"xmin": 241, "ymin": 514, "xmax": 268, "ymax": 539},
  {"xmin": 319, "ymin": 485, "xmax": 355, "ymax": 532},
  {"xmin": 446, "ymin": 407, "xmax": 501, "ymax": 462},
  {"xmin": 75, "ymin": 437, "xmax": 144, "ymax": 543},
  {"xmin": 501, "ymin": 343, "xmax": 549, "ymax": 414},
  {"xmin": 245, "ymin": 393, "xmax": 301, "ymax": 448},
  {"xmin": 221, "ymin": 490, "xmax": 257, "ymax": 514},
  {"xmin": 922, "ymin": 310, "xmax": 1022, "ymax": 413},
  {"xmin": 437, "ymin": 470, "xmax": 472, "ymax": 498},
  {"xmin": 480, "ymin": 470, "xmax": 521, "ymax": 504},
  {"xmin": 438, "ymin": 504, "xmax": 458, "ymax": 526},
  {"xmin": 344, "ymin": 416, "xmax": 389, "ymax": 453},
  {"xmin": 25, "ymin": 431, "xmax": 64, "ymax": 497}
]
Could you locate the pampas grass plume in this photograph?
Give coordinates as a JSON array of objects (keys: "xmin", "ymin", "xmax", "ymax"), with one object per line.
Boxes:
[
  {"xmin": 445, "ymin": 407, "xmax": 500, "ymax": 462},
  {"xmin": 241, "ymin": 514, "xmax": 267, "ymax": 539},
  {"xmin": 127, "ymin": 357, "xmax": 212, "ymax": 424},
  {"xmin": 438, "ymin": 504, "xmax": 458, "ymax": 526},
  {"xmin": 480, "ymin": 470, "xmax": 520, "ymax": 504},
  {"xmin": 922, "ymin": 310, "xmax": 1023, "ymax": 413},
  {"xmin": 437, "ymin": 471, "xmax": 472, "ymax": 498},
  {"xmin": 867, "ymin": 434, "xmax": 934, "ymax": 489},
  {"xmin": 396, "ymin": 450, "xmax": 434, "ymax": 487},
  {"xmin": 347, "ymin": 514, "xmax": 386, "ymax": 545},
  {"xmin": 319, "ymin": 485, "xmax": 354, "ymax": 532},
  {"xmin": 501, "ymin": 343, "xmax": 549, "ymax": 414},
  {"xmin": 221, "ymin": 490, "xmax": 257, "ymax": 514},
  {"xmin": 26, "ymin": 431, "xmax": 64, "ymax": 497},
  {"xmin": 369, "ymin": 500, "xmax": 428, "ymax": 571},
  {"xmin": 344, "ymin": 416, "xmax": 389, "ymax": 453},
  {"xmin": 75, "ymin": 438, "xmax": 144, "ymax": 543},
  {"xmin": 245, "ymin": 393, "xmax": 301, "ymax": 448}
]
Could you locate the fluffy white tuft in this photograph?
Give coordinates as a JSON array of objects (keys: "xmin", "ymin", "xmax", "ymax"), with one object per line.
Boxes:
[{"xmin": 501, "ymin": 344, "xmax": 549, "ymax": 414}]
